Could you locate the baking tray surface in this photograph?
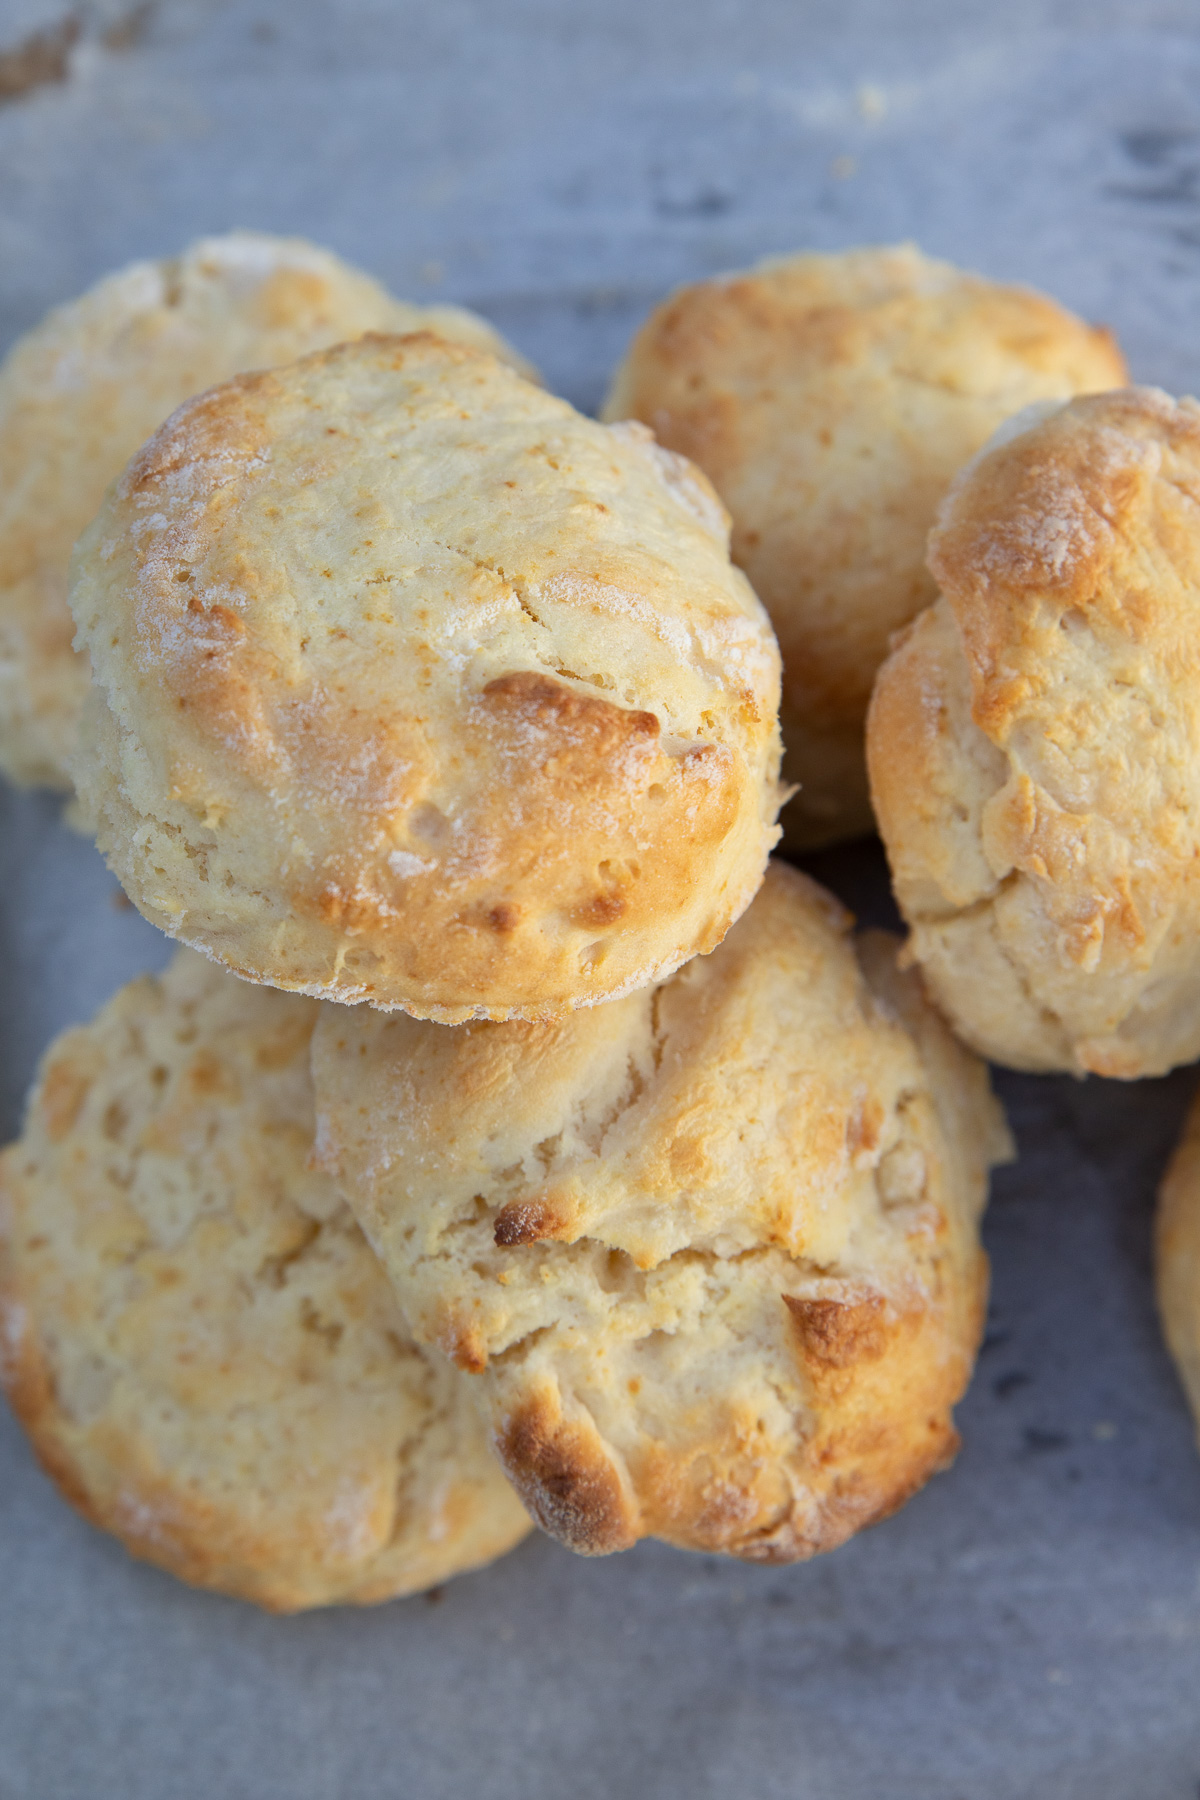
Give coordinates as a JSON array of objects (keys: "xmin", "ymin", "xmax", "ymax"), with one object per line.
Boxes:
[{"xmin": 4, "ymin": 5, "xmax": 1200, "ymax": 1794}]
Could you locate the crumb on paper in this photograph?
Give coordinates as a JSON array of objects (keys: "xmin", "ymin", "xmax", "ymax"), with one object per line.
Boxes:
[
  {"xmin": 856, "ymin": 82, "xmax": 887, "ymax": 121},
  {"xmin": 0, "ymin": 15, "xmax": 79, "ymax": 104}
]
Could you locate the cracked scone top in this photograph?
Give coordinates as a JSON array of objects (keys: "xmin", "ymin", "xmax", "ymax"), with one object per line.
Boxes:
[
  {"xmin": 869, "ymin": 387, "xmax": 1200, "ymax": 1079},
  {"xmin": 0, "ymin": 951, "xmax": 530, "ymax": 1612},
  {"xmin": 0, "ymin": 230, "xmax": 527, "ymax": 793},
  {"xmin": 312, "ymin": 862, "xmax": 1011, "ymax": 1562},
  {"xmin": 603, "ymin": 243, "xmax": 1127, "ymax": 848},
  {"xmin": 70, "ymin": 331, "xmax": 782, "ymax": 1021}
]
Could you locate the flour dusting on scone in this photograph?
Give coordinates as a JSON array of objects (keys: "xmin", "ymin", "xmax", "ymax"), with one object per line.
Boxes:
[
  {"xmin": 70, "ymin": 332, "xmax": 783, "ymax": 1020},
  {"xmin": 870, "ymin": 386, "xmax": 1200, "ymax": 1078},
  {"xmin": 0, "ymin": 952, "xmax": 530, "ymax": 1611},
  {"xmin": 605, "ymin": 244, "xmax": 1126, "ymax": 847},
  {"xmin": 313, "ymin": 863, "xmax": 1011, "ymax": 1562},
  {"xmin": 0, "ymin": 231, "xmax": 530, "ymax": 792}
]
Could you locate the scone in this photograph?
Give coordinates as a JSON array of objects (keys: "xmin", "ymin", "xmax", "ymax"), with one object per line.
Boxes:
[
  {"xmin": 312, "ymin": 862, "xmax": 1011, "ymax": 1562},
  {"xmin": 0, "ymin": 952, "xmax": 531, "ymax": 1611},
  {"xmin": 70, "ymin": 332, "xmax": 783, "ymax": 1022},
  {"xmin": 0, "ymin": 230, "xmax": 529, "ymax": 792},
  {"xmin": 603, "ymin": 243, "xmax": 1127, "ymax": 847},
  {"xmin": 869, "ymin": 386, "xmax": 1200, "ymax": 1079},
  {"xmin": 1156, "ymin": 1088, "xmax": 1200, "ymax": 1437}
]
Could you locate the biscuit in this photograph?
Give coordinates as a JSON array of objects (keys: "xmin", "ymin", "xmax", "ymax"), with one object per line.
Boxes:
[
  {"xmin": 70, "ymin": 332, "xmax": 783, "ymax": 1022},
  {"xmin": 0, "ymin": 231, "xmax": 529, "ymax": 791},
  {"xmin": 0, "ymin": 951, "xmax": 531, "ymax": 1611},
  {"xmin": 1156, "ymin": 1088, "xmax": 1200, "ymax": 1438},
  {"xmin": 312, "ymin": 862, "xmax": 1011, "ymax": 1563},
  {"xmin": 603, "ymin": 244, "xmax": 1127, "ymax": 847},
  {"xmin": 869, "ymin": 387, "xmax": 1200, "ymax": 1079}
]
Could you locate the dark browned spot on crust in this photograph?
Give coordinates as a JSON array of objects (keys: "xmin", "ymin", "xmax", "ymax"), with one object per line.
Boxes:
[
  {"xmin": 186, "ymin": 1049, "xmax": 238, "ymax": 1100},
  {"xmin": 497, "ymin": 1393, "xmax": 637, "ymax": 1554},
  {"xmin": 846, "ymin": 1096, "xmax": 884, "ymax": 1158},
  {"xmin": 187, "ymin": 596, "xmax": 246, "ymax": 639},
  {"xmin": 437, "ymin": 1314, "xmax": 488, "ymax": 1374},
  {"xmin": 316, "ymin": 885, "xmax": 392, "ymax": 934},
  {"xmin": 487, "ymin": 902, "xmax": 521, "ymax": 934},
  {"xmin": 573, "ymin": 890, "xmax": 628, "ymax": 928},
  {"xmin": 482, "ymin": 671, "xmax": 660, "ymax": 750},
  {"xmin": 784, "ymin": 1292, "xmax": 890, "ymax": 1369},
  {"xmin": 39, "ymin": 1060, "xmax": 91, "ymax": 1142},
  {"xmin": 679, "ymin": 742, "xmax": 726, "ymax": 777},
  {"xmin": 317, "ymin": 886, "xmax": 347, "ymax": 925},
  {"xmin": 494, "ymin": 1195, "xmax": 567, "ymax": 1247}
]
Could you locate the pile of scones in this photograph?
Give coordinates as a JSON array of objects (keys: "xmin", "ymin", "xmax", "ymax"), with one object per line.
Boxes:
[{"xmin": 3, "ymin": 232, "xmax": 1200, "ymax": 1611}]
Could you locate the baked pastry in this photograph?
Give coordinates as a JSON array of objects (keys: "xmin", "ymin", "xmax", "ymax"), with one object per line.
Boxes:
[
  {"xmin": 70, "ymin": 331, "xmax": 783, "ymax": 1022},
  {"xmin": 603, "ymin": 243, "xmax": 1127, "ymax": 847},
  {"xmin": 870, "ymin": 386, "xmax": 1200, "ymax": 1079},
  {"xmin": 1157, "ymin": 1088, "xmax": 1200, "ymax": 1437},
  {"xmin": 0, "ymin": 951, "xmax": 531, "ymax": 1611},
  {"xmin": 0, "ymin": 231, "xmax": 529, "ymax": 792},
  {"xmin": 312, "ymin": 861, "xmax": 1011, "ymax": 1562}
]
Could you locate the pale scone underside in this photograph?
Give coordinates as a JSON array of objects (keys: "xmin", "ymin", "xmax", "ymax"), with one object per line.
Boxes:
[
  {"xmin": 313, "ymin": 862, "xmax": 1010, "ymax": 1562},
  {"xmin": 0, "ymin": 951, "xmax": 529, "ymax": 1611},
  {"xmin": 604, "ymin": 243, "xmax": 1128, "ymax": 848}
]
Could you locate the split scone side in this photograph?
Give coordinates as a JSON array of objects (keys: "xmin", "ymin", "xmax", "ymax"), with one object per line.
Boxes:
[
  {"xmin": 603, "ymin": 243, "xmax": 1127, "ymax": 847},
  {"xmin": 0, "ymin": 952, "xmax": 531, "ymax": 1612},
  {"xmin": 869, "ymin": 387, "xmax": 1200, "ymax": 1079},
  {"xmin": 0, "ymin": 230, "xmax": 530, "ymax": 792},
  {"xmin": 70, "ymin": 332, "xmax": 783, "ymax": 1023},
  {"xmin": 1157, "ymin": 1089, "xmax": 1200, "ymax": 1438},
  {"xmin": 312, "ymin": 862, "xmax": 1012, "ymax": 1563}
]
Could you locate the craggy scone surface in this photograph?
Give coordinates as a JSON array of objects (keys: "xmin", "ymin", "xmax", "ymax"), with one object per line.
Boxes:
[
  {"xmin": 869, "ymin": 387, "xmax": 1200, "ymax": 1078},
  {"xmin": 0, "ymin": 230, "xmax": 524, "ymax": 792},
  {"xmin": 604, "ymin": 243, "xmax": 1126, "ymax": 847},
  {"xmin": 71, "ymin": 331, "xmax": 782, "ymax": 1021},
  {"xmin": 0, "ymin": 952, "xmax": 530, "ymax": 1611},
  {"xmin": 313, "ymin": 862, "xmax": 1011, "ymax": 1563}
]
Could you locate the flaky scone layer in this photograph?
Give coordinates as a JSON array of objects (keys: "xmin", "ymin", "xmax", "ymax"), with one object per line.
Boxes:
[
  {"xmin": 870, "ymin": 386, "xmax": 1200, "ymax": 1078},
  {"xmin": 0, "ymin": 230, "xmax": 527, "ymax": 793},
  {"xmin": 71, "ymin": 331, "xmax": 782, "ymax": 1021},
  {"xmin": 313, "ymin": 862, "xmax": 1011, "ymax": 1563},
  {"xmin": 0, "ymin": 952, "xmax": 529, "ymax": 1611},
  {"xmin": 604, "ymin": 243, "xmax": 1127, "ymax": 847}
]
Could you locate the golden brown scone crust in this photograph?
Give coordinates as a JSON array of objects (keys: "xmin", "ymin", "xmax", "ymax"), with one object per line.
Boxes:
[
  {"xmin": 0, "ymin": 231, "xmax": 529, "ymax": 792},
  {"xmin": 0, "ymin": 952, "xmax": 530, "ymax": 1611},
  {"xmin": 870, "ymin": 387, "xmax": 1200, "ymax": 1078},
  {"xmin": 1157, "ymin": 1088, "xmax": 1200, "ymax": 1435},
  {"xmin": 312, "ymin": 862, "xmax": 1011, "ymax": 1563},
  {"xmin": 70, "ymin": 331, "xmax": 782, "ymax": 1021},
  {"xmin": 603, "ymin": 244, "xmax": 1127, "ymax": 847}
]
